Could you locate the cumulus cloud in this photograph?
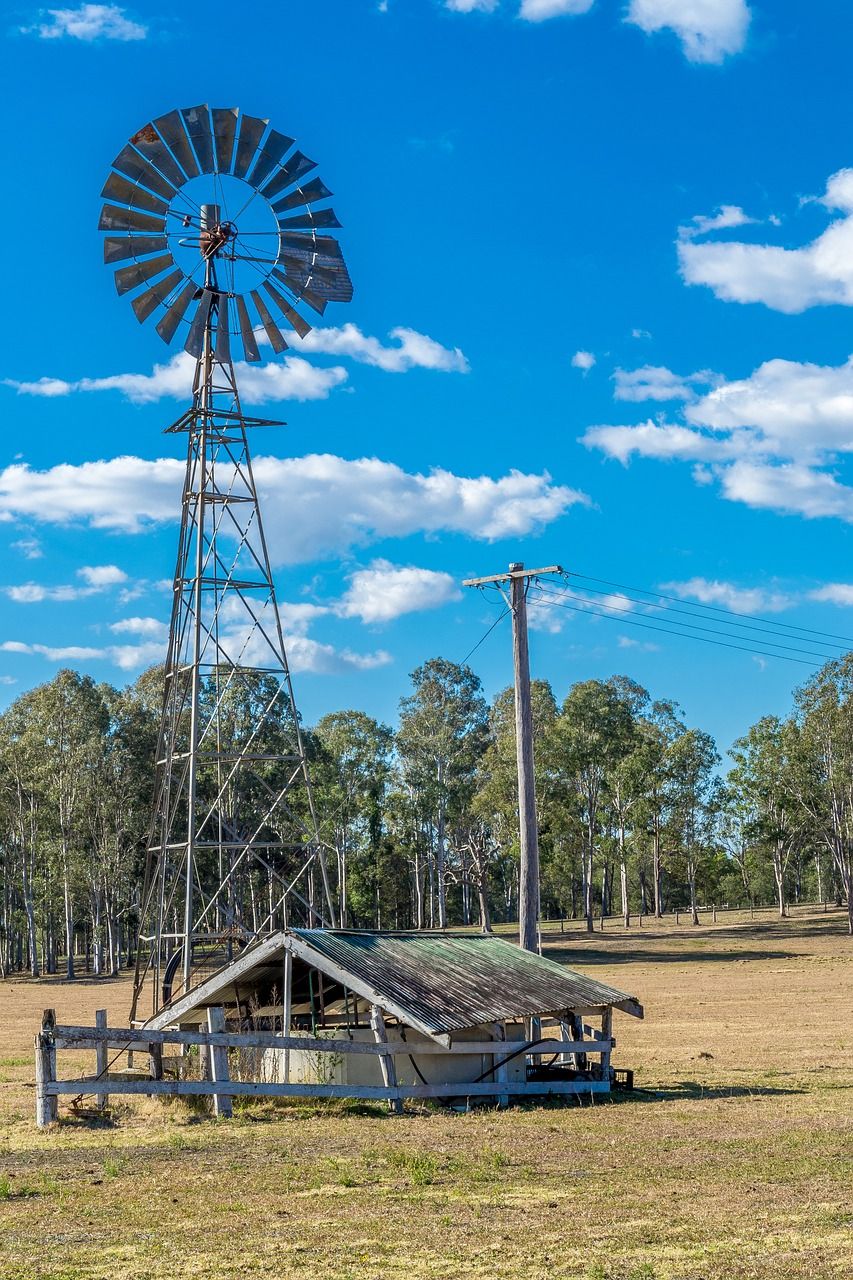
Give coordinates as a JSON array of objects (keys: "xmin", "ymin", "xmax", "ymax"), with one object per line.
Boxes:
[
  {"xmin": 519, "ymin": 0, "xmax": 595, "ymax": 20},
  {"xmin": 5, "ymin": 563, "xmax": 129, "ymax": 604},
  {"xmin": 295, "ymin": 324, "xmax": 469, "ymax": 373},
  {"xmin": 571, "ymin": 350, "xmax": 596, "ymax": 372},
  {"xmin": 0, "ymin": 453, "xmax": 584, "ymax": 559},
  {"xmin": 337, "ymin": 560, "xmax": 461, "ymax": 623},
  {"xmin": 583, "ymin": 351, "xmax": 853, "ymax": 524},
  {"xmin": 109, "ymin": 616, "xmax": 167, "ymax": 637},
  {"xmin": 810, "ymin": 583, "xmax": 853, "ymax": 606},
  {"xmin": 3, "ymin": 325, "xmax": 469, "ymax": 407},
  {"xmin": 679, "ymin": 205, "xmax": 759, "ymax": 240},
  {"xmin": 660, "ymin": 577, "xmax": 792, "ymax": 615},
  {"xmin": 11, "ymin": 538, "xmax": 42, "ymax": 560},
  {"xmin": 445, "ymin": 0, "xmax": 499, "ymax": 11},
  {"xmin": 679, "ymin": 169, "xmax": 853, "ymax": 313},
  {"xmin": 613, "ymin": 365, "xmax": 716, "ymax": 402},
  {"xmin": 24, "ymin": 4, "xmax": 146, "ymax": 40},
  {"xmin": 625, "ymin": 0, "xmax": 750, "ymax": 64}
]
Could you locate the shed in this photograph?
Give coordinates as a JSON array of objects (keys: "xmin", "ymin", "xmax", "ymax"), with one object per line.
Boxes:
[{"xmin": 146, "ymin": 930, "xmax": 642, "ymax": 1103}]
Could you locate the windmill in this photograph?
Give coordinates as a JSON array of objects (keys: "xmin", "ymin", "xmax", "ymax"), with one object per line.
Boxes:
[{"xmin": 98, "ymin": 106, "xmax": 353, "ymax": 1020}]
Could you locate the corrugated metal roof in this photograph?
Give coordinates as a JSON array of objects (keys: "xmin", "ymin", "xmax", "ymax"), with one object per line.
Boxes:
[{"xmin": 289, "ymin": 930, "xmax": 642, "ymax": 1037}]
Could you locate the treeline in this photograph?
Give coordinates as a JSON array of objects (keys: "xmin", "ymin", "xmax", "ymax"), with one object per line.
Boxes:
[{"xmin": 2, "ymin": 654, "xmax": 853, "ymax": 977}]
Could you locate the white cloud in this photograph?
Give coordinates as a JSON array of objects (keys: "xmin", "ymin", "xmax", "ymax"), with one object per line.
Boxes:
[
  {"xmin": 613, "ymin": 365, "xmax": 715, "ymax": 402},
  {"xmin": 25, "ymin": 4, "xmax": 146, "ymax": 40},
  {"xmin": 445, "ymin": 0, "xmax": 499, "ymax": 10},
  {"xmin": 583, "ymin": 350, "xmax": 853, "ymax": 525},
  {"xmin": 519, "ymin": 0, "xmax": 595, "ymax": 20},
  {"xmin": 631, "ymin": 328, "xmax": 652, "ymax": 340},
  {"xmin": 4, "ymin": 353, "xmax": 347, "ymax": 407},
  {"xmin": 337, "ymin": 560, "xmax": 461, "ymax": 624},
  {"xmin": 109, "ymin": 616, "xmax": 167, "ymax": 637},
  {"xmin": 4, "ymin": 325, "xmax": 469, "ymax": 407},
  {"xmin": 571, "ymin": 350, "xmax": 596, "ymax": 371},
  {"xmin": 0, "ymin": 453, "xmax": 584, "ymax": 559},
  {"xmin": 626, "ymin": 0, "xmax": 750, "ymax": 64},
  {"xmin": 78, "ymin": 564, "xmax": 127, "ymax": 587},
  {"xmin": 660, "ymin": 577, "xmax": 792, "ymax": 615},
  {"xmin": 810, "ymin": 583, "xmax": 853, "ymax": 606},
  {"xmin": 679, "ymin": 205, "xmax": 758, "ymax": 239},
  {"xmin": 679, "ymin": 169, "xmax": 853, "ymax": 313},
  {"xmin": 617, "ymin": 635, "xmax": 660, "ymax": 651},
  {"xmin": 295, "ymin": 324, "xmax": 469, "ymax": 373},
  {"xmin": 11, "ymin": 538, "xmax": 42, "ymax": 560}
]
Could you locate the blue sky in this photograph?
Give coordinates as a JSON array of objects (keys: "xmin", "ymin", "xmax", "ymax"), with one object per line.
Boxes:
[{"xmin": 3, "ymin": 0, "xmax": 853, "ymax": 755}]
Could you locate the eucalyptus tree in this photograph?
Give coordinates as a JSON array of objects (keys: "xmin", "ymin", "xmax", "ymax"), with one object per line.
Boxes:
[
  {"xmin": 729, "ymin": 715, "xmax": 805, "ymax": 919},
  {"xmin": 668, "ymin": 727, "xmax": 720, "ymax": 924},
  {"xmin": 630, "ymin": 699, "xmax": 685, "ymax": 917},
  {"xmin": 397, "ymin": 659, "xmax": 489, "ymax": 928},
  {"xmin": 313, "ymin": 710, "xmax": 394, "ymax": 927},
  {"xmin": 791, "ymin": 657, "xmax": 853, "ymax": 934},
  {"xmin": 552, "ymin": 678, "xmax": 637, "ymax": 932}
]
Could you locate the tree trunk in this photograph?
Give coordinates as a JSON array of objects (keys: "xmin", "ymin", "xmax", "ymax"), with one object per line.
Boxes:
[{"xmin": 653, "ymin": 825, "xmax": 663, "ymax": 918}]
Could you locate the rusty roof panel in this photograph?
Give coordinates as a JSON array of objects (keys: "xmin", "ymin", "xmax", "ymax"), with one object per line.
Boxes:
[{"xmin": 290, "ymin": 930, "xmax": 641, "ymax": 1034}]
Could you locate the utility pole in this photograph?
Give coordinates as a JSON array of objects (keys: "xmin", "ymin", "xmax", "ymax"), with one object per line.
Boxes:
[{"xmin": 462, "ymin": 563, "xmax": 563, "ymax": 952}]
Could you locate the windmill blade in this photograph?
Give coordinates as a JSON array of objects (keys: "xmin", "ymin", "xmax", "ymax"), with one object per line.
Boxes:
[
  {"xmin": 250, "ymin": 290, "xmax": 288, "ymax": 354},
  {"xmin": 185, "ymin": 288, "xmax": 215, "ymax": 356},
  {"xmin": 236, "ymin": 295, "xmax": 261, "ymax": 362},
  {"xmin": 153, "ymin": 109, "xmax": 200, "ymax": 180},
  {"xmin": 261, "ymin": 151, "xmax": 317, "ymax": 201},
  {"xmin": 276, "ymin": 207, "xmax": 342, "ymax": 230},
  {"xmin": 181, "ymin": 104, "xmax": 215, "ymax": 174},
  {"xmin": 212, "ymin": 107, "xmax": 238, "ymax": 174},
  {"xmin": 215, "ymin": 295, "xmax": 232, "ymax": 363},
  {"xmin": 130, "ymin": 121, "xmax": 187, "ymax": 189},
  {"xmin": 131, "ymin": 269, "xmax": 184, "ymax": 323},
  {"xmin": 271, "ymin": 268, "xmax": 327, "ymax": 316},
  {"xmin": 248, "ymin": 129, "xmax": 295, "ymax": 189},
  {"xmin": 101, "ymin": 172, "xmax": 169, "ymax": 216},
  {"xmin": 156, "ymin": 280, "xmax": 197, "ymax": 344},
  {"xmin": 280, "ymin": 254, "xmax": 353, "ymax": 303},
  {"xmin": 273, "ymin": 177, "xmax": 333, "ymax": 213},
  {"xmin": 99, "ymin": 204, "xmax": 166, "ymax": 235},
  {"xmin": 263, "ymin": 281, "xmax": 312, "ymax": 338},
  {"xmin": 233, "ymin": 114, "xmax": 268, "ymax": 180},
  {"xmin": 112, "ymin": 144, "xmax": 176, "ymax": 200},
  {"xmin": 114, "ymin": 252, "xmax": 175, "ymax": 296},
  {"xmin": 104, "ymin": 234, "xmax": 168, "ymax": 263}
]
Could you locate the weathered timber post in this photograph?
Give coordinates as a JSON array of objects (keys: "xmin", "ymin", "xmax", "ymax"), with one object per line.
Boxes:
[
  {"xmin": 282, "ymin": 948, "xmax": 293, "ymax": 1085},
  {"xmin": 600, "ymin": 1007, "xmax": 613, "ymax": 1086},
  {"xmin": 207, "ymin": 1007, "xmax": 233, "ymax": 1118},
  {"xmin": 35, "ymin": 1009, "xmax": 57, "ymax": 1128},
  {"xmin": 370, "ymin": 1004, "xmax": 401, "ymax": 1114},
  {"xmin": 95, "ymin": 1009, "xmax": 109, "ymax": 1112},
  {"xmin": 491, "ymin": 1022, "xmax": 509, "ymax": 1109}
]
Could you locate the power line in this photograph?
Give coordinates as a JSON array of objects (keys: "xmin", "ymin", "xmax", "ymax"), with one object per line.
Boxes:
[
  {"xmin": 533, "ymin": 586, "xmax": 836, "ymax": 662},
  {"xmin": 565, "ymin": 570, "xmax": 853, "ymax": 645},
  {"xmin": 526, "ymin": 590, "xmax": 824, "ymax": 667},
  {"xmin": 551, "ymin": 580, "xmax": 848, "ymax": 653},
  {"xmin": 459, "ymin": 606, "xmax": 509, "ymax": 666}
]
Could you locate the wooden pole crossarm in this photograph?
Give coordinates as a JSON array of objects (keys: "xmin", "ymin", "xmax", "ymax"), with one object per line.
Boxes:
[{"xmin": 462, "ymin": 565, "xmax": 564, "ymax": 588}]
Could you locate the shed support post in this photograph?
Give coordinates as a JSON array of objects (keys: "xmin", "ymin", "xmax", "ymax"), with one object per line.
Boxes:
[
  {"xmin": 569, "ymin": 1012, "xmax": 587, "ymax": 1073},
  {"xmin": 95, "ymin": 1009, "xmax": 109, "ymax": 1112},
  {"xmin": 370, "ymin": 1004, "xmax": 401, "ymax": 1114},
  {"xmin": 600, "ymin": 1007, "xmax": 613, "ymax": 1088},
  {"xmin": 492, "ymin": 1022, "xmax": 509, "ymax": 1108},
  {"xmin": 207, "ymin": 1007, "xmax": 233, "ymax": 1118},
  {"xmin": 283, "ymin": 948, "xmax": 292, "ymax": 1084},
  {"xmin": 35, "ymin": 1011, "xmax": 57, "ymax": 1129}
]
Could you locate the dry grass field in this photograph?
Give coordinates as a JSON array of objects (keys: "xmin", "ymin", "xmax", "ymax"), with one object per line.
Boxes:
[{"xmin": 1, "ymin": 907, "xmax": 851, "ymax": 1280}]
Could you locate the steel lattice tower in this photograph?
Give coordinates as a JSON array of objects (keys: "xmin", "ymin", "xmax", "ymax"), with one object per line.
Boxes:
[{"xmin": 97, "ymin": 107, "xmax": 352, "ymax": 1019}]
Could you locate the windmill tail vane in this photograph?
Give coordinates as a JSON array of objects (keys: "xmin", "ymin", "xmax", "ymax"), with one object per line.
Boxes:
[{"xmin": 99, "ymin": 106, "xmax": 352, "ymax": 1019}]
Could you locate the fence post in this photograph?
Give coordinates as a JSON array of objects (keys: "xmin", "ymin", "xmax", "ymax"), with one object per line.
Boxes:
[
  {"xmin": 600, "ymin": 1008, "xmax": 613, "ymax": 1087},
  {"xmin": 95, "ymin": 1009, "xmax": 109, "ymax": 1112},
  {"xmin": 207, "ymin": 1007, "xmax": 233, "ymax": 1119},
  {"xmin": 370, "ymin": 1004, "xmax": 401, "ymax": 1114},
  {"xmin": 35, "ymin": 1009, "xmax": 57, "ymax": 1129}
]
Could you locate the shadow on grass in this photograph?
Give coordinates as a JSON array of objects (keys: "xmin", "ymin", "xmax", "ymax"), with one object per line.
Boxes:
[
  {"xmin": 540, "ymin": 942, "xmax": 799, "ymax": 966},
  {"xmin": 609, "ymin": 1079, "xmax": 806, "ymax": 1105}
]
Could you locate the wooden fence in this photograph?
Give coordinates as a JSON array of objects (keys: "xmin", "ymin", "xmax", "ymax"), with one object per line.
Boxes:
[{"xmin": 34, "ymin": 1008, "xmax": 614, "ymax": 1126}]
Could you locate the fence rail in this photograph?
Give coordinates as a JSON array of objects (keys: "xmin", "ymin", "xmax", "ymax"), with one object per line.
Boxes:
[{"xmin": 34, "ymin": 1009, "xmax": 612, "ymax": 1126}]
